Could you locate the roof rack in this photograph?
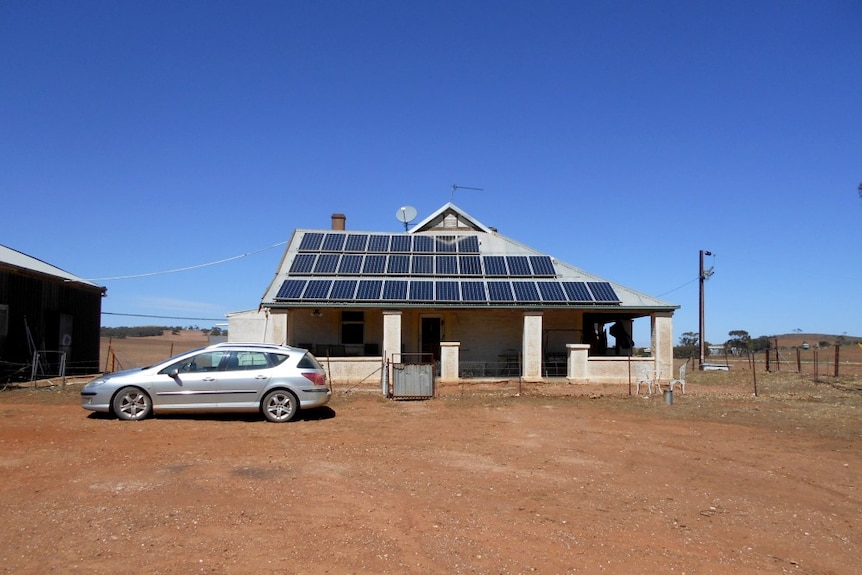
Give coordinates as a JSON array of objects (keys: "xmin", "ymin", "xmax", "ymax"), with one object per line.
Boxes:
[{"xmin": 208, "ymin": 342, "xmax": 295, "ymax": 350}]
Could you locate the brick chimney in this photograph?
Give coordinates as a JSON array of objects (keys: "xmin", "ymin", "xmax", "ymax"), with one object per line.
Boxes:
[{"xmin": 331, "ymin": 213, "xmax": 346, "ymax": 230}]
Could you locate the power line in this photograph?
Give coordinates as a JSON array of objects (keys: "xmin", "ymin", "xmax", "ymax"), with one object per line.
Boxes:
[
  {"xmin": 87, "ymin": 240, "xmax": 288, "ymax": 281},
  {"xmin": 657, "ymin": 277, "xmax": 699, "ymax": 297},
  {"xmin": 102, "ymin": 312, "xmax": 225, "ymax": 321}
]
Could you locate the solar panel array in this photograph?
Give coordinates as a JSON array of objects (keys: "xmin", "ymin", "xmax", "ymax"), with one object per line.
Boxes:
[
  {"xmin": 276, "ymin": 231, "xmax": 622, "ymax": 305},
  {"xmin": 289, "ymin": 252, "xmax": 558, "ymax": 277},
  {"xmin": 276, "ymin": 278, "xmax": 620, "ymax": 304}
]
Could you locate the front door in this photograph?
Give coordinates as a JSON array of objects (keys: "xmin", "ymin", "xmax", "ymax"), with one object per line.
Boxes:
[
  {"xmin": 420, "ymin": 317, "xmax": 441, "ymax": 362},
  {"xmin": 153, "ymin": 349, "xmax": 228, "ymax": 410}
]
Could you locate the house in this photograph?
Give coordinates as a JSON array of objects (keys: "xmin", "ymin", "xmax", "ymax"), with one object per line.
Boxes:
[
  {"xmin": 0, "ymin": 245, "xmax": 106, "ymax": 381},
  {"xmin": 250, "ymin": 204, "xmax": 678, "ymax": 388}
]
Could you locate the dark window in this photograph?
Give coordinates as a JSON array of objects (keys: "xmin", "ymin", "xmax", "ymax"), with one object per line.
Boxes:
[{"xmin": 341, "ymin": 311, "xmax": 364, "ymax": 344}]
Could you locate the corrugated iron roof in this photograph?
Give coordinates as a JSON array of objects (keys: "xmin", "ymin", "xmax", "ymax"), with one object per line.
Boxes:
[{"xmin": 0, "ymin": 244, "xmax": 106, "ymax": 292}]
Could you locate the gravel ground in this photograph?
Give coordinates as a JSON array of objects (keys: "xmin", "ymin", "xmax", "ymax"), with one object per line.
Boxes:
[{"xmin": 1, "ymin": 370, "xmax": 861, "ymax": 574}]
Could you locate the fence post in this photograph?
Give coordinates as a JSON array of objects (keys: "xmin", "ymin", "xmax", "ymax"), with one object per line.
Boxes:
[
  {"xmin": 796, "ymin": 348, "xmax": 801, "ymax": 373},
  {"xmin": 834, "ymin": 344, "xmax": 840, "ymax": 377},
  {"xmin": 105, "ymin": 337, "xmax": 112, "ymax": 372},
  {"xmin": 751, "ymin": 352, "xmax": 758, "ymax": 396},
  {"xmin": 774, "ymin": 338, "xmax": 780, "ymax": 372}
]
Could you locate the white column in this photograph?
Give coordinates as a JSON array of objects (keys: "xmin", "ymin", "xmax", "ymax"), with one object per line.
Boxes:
[
  {"xmin": 652, "ymin": 312, "xmax": 674, "ymax": 384},
  {"xmin": 566, "ymin": 343, "xmax": 590, "ymax": 382},
  {"xmin": 439, "ymin": 341, "xmax": 460, "ymax": 382},
  {"xmin": 522, "ymin": 312, "xmax": 543, "ymax": 381},
  {"xmin": 382, "ymin": 311, "xmax": 402, "ymax": 396}
]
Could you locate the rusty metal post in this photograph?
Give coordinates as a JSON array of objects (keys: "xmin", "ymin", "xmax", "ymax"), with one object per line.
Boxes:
[{"xmin": 834, "ymin": 344, "xmax": 840, "ymax": 377}]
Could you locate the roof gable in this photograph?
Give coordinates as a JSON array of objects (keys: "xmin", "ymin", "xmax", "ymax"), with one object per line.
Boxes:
[{"xmin": 410, "ymin": 202, "xmax": 493, "ymax": 234}]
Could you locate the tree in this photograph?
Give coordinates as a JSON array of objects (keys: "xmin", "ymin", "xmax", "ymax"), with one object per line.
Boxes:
[
  {"xmin": 726, "ymin": 330, "xmax": 751, "ymax": 353},
  {"xmin": 750, "ymin": 336, "xmax": 770, "ymax": 353},
  {"xmin": 674, "ymin": 332, "xmax": 700, "ymax": 359}
]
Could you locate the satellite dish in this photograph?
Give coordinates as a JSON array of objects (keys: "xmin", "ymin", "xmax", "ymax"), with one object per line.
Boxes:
[{"xmin": 396, "ymin": 206, "xmax": 417, "ymax": 230}]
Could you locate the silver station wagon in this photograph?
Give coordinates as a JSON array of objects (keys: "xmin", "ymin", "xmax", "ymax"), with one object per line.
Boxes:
[{"xmin": 81, "ymin": 343, "xmax": 330, "ymax": 422}]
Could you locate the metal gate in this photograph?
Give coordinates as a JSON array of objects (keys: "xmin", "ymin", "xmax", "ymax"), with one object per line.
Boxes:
[{"xmin": 391, "ymin": 353, "xmax": 435, "ymax": 399}]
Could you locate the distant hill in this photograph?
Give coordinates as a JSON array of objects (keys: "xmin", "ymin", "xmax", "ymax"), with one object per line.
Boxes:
[{"xmin": 771, "ymin": 333, "xmax": 862, "ymax": 348}]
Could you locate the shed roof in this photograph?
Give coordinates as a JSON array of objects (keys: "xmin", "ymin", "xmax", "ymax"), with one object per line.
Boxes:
[
  {"xmin": 261, "ymin": 204, "xmax": 676, "ymax": 312},
  {"xmin": 0, "ymin": 244, "xmax": 106, "ymax": 293}
]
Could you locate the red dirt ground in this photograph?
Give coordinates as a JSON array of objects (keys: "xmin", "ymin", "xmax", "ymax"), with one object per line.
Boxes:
[{"xmin": 1, "ymin": 333, "xmax": 861, "ymax": 573}]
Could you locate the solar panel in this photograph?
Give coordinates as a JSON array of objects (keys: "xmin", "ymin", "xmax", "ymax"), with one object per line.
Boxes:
[
  {"xmin": 345, "ymin": 234, "xmax": 369, "ymax": 252},
  {"xmin": 409, "ymin": 280, "xmax": 433, "ymax": 301},
  {"xmin": 382, "ymin": 280, "xmax": 408, "ymax": 300},
  {"xmin": 457, "ymin": 236, "xmax": 480, "ymax": 253},
  {"xmin": 435, "ymin": 255, "xmax": 458, "ymax": 275},
  {"xmin": 367, "ymin": 235, "xmax": 390, "ymax": 252},
  {"xmin": 537, "ymin": 282, "xmax": 566, "ymax": 302},
  {"xmin": 356, "ymin": 280, "xmax": 382, "ymax": 299},
  {"xmin": 435, "ymin": 235, "xmax": 457, "ymax": 252},
  {"xmin": 338, "ymin": 254, "xmax": 363, "ymax": 274},
  {"xmin": 460, "ymin": 281, "xmax": 486, "ymax": 301},
  {"xmin": 387, "ymin": 255, "xmax": 410, "ymax": 274},
  {"xmin": 413, "ymin": 236, "xmax": 434, "ymax": 252},
  {"xmin": 588, "ymin": 282, "xmax": 620, "ymax": 302},
  {"xmin": 411, "ymin": 255, "xmax": 433, "ymax": 274},
  {"xmin": 435, "ymin": 281, "xmax": 460, "ymax": 301},
  {"xmin": 298, "ymin": 232, "xmax": 324, "ymax": 251},
  {"xmin": 512, "ymin": 281, "xmax": 540, "ymax": 302},
  {"xmin": 276, "ymin": 279, "xmax": 306, "ymax": 299},
  {"xmin": 390, "ymin": 235, "xmax": 412, "ymax": 252},
  {"xmin": 289, "ymin": 254, "xmax": 316, "ymax": 274},
  {"xmin": 459, "ymin": 255, "xmax": 482, "ymax": 276},
  {"xmin": 562, "ymin": 282, "xmax": 592, "ymax": 302},
  {"xmin": 507, "ymin": 256, "xmax": 532, "ymax": 276},
  {"xmin": 322, "ymin": 233, "xmax": 346, "ymax": 251},
  {"xmin": 313, "ymin": 254, "xmax": 339, "ymax": 274},
  {"xmin": 487, "ymin": 281, "xmax": 514, "ymax": 301},
  {"xmin": 329, "ymin": 280, "xmax": 357, "ymax": 300},
  {"xmin": 484, "ymin": 256, "xmax": 508, "ymax": 276},
  {"xmin": 362, "ymin": 255, "xmax": 386, "ymax": 274},
  {"xmin": 529, "ymin": 256, "xmax": 556, "ymax": 276},
  {"xmin": 303, "ymin": 280, "xmax": 332, "ymax": 299}
]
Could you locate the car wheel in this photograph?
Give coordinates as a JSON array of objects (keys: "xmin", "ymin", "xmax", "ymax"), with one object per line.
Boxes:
[
  {"xmin": 262, "ymin": 389, "xmax": 299, "ymax": 422},
  {"xmin": 112, "ymin": 386, "xmax": 152, "ymax": 421}
]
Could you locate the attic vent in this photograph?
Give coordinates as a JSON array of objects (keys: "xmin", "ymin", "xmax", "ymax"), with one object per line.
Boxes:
[{"xmin": 444, "ymin": 214, "xmax": 463, "ymax": 228}]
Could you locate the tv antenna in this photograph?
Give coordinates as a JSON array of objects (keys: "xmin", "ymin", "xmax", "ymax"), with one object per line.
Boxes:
[
  {"xmin": 451, "ymin": 184, "xmax": 484, "ymax": 201},
  {"xmin": 395, "ymin": 205, "xmax": 417, "ymax": 231}
]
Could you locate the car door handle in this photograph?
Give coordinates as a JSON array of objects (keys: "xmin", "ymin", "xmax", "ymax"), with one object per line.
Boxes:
[
  {"xmin": 254, "ymin": 375, "xmax": 268, "ymax": 379},
  {"xmin": 203, "ymin": 377, "xmax": 216, "ymax": 382}
]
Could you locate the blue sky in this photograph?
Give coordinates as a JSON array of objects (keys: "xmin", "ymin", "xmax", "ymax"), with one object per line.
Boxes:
[{"xmin": 2, "ymin": 1, "xmax": 860, "ymax": 346}]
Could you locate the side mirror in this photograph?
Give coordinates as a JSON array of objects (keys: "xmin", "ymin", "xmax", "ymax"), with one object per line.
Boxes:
[{"xmin": 168, "ymin": 368, "xmax": 180, "ymax": 379}]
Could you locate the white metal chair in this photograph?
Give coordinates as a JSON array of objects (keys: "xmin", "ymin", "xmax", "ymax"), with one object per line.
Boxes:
[
  {"xmin": 635, "ymin": 364, "xmax": 660, "ymax": 395},
  {"xmin": 669, "ymin": 362, "xmax": 687, "ymax": 394}
]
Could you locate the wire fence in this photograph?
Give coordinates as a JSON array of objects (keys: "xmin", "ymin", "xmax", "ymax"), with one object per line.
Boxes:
[{"xmin": 694, "ymin": 344, "xmax": 862, "ymax": 386}]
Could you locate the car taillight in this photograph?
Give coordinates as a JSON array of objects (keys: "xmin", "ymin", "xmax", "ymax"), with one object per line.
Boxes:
[{"xmin": 301, "ymin": 371, "xmax": 327, "ymax": 386}]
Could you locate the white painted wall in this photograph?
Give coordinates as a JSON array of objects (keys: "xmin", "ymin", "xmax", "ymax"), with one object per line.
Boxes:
[{"xmin": 227, "ymin": 310, "xmax": 287, "ymax": 344}]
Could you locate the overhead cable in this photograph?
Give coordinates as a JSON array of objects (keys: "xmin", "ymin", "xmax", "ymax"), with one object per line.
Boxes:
[{"xmin": 87, "ymin": 240, "xmax": 288, "ymax": 281}]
